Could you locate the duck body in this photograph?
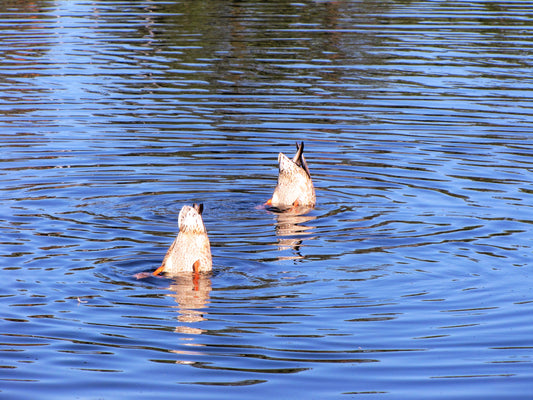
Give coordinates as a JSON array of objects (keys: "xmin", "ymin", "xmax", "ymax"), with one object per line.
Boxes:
[
  {"xmin": 155, "ymin": 203, "xmax": 212, "ymax": 276},
  {"xmin": 268, "ymin": 142, "xmax": 315, "ymax": 211}
]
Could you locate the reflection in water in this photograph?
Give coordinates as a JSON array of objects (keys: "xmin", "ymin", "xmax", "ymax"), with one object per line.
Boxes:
[
  {"xmin": 167, "ymin": 273, "xmax": 212, "ymax": 334},
  {"xmin": 272, "ymin": 208, "xmax": 316, "ymax": 261},
  {"xmin": 167, "ymin": 273, "xmax": 211, "ymax": 365},
  {"xmin": 1, "ymin": 0, "xmax": 533, "ymax": 398},
  {"xmin": 0, "ymin": 0, "xmax": 54, "ymax": 122}
]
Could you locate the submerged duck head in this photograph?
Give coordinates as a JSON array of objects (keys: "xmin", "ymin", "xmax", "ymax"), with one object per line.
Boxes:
[
  {"xmin": 153, "ymin": 203, "xmax": 212, "ymax": 276},
  {"xmin": 267, "ymin": 142, "xmax": 316, "ymax": 211}
]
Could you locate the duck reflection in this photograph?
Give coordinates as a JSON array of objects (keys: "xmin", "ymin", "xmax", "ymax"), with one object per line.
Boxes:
[
  {"xmin": 265, "ymin": 142, "xmax": 317, "ymax": 260},
  {"xmin": 273, "ymin": 207, "xmax": 316, "ymax": 261},
  {"xmin": 164, "ymin": 273, "xmax": 212, "ymax": 365},
  {"xmin": 166, "ymin": 272, "xmax": 212, "ymax": 335}
]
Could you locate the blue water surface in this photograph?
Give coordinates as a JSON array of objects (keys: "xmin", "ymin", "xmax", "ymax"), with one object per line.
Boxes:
[{"xmin": 1, "ymin": 1, "xmax": 532, "ymax": 399}]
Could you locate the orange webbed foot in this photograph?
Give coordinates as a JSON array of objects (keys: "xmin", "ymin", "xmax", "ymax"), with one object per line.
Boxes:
[
  {"xmin": 193, "ymin": 260, "xmax": 201, "ymax": 291},
  {"xmin": 152, "ymin": 264, "xmax": 165, "ymax": 276}
]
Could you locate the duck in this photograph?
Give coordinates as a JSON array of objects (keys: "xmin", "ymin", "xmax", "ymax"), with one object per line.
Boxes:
[
  {"xmin": 153, "ymin": 203, "xmax": 212, "ymax": 276},
  {"xmin": 266, "ymin": 142, "xmax": 316, "ymax": 211}
]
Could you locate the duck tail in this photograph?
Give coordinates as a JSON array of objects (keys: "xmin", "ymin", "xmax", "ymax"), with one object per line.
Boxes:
[
  {"xmin": 293, "ymin": 141, "xmax": 311, "ymax": 178},
  {"xmin": 293, "ymin": 141, "xmax": 304, "ymax": 163}
]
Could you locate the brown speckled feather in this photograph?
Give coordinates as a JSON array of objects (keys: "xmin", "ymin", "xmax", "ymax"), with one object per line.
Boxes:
[
  {"xmin": 159, "ymin": 203, "xmax": 212, "ymax": 275},
  {"xmin": 270, "ymin": 142, "xmax": 316, "ymax": 210}
]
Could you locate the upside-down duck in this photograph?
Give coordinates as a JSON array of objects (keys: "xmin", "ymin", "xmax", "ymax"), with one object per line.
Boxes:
[
  {"xmin": 266, "ymin": 142, "xmax": 316, "ymax": 211},
  {"xmin": 153, "ymin": 203, "xmax": 212, "ymax": 276}
]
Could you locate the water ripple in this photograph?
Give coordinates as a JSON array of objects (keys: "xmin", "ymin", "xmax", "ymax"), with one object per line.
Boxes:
[{"xmin": 1, "ymin": 0, "xmax": 533, "ymax": 399}]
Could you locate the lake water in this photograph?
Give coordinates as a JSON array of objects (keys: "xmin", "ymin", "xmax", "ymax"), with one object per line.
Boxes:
[{"xmin": 1, "ymin": 0, "xmax": 532, "ymax": 398}]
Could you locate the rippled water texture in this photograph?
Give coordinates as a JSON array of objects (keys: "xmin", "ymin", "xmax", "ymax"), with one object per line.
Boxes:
[{"xmin": 1, "ymin": 1, "xmax": 533, "ymax": 399}]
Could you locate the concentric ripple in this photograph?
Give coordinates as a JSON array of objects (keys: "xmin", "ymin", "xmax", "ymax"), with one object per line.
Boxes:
[{"xmin": 1, "ymin": 1, "xmax": 532, "ymax": 399}]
